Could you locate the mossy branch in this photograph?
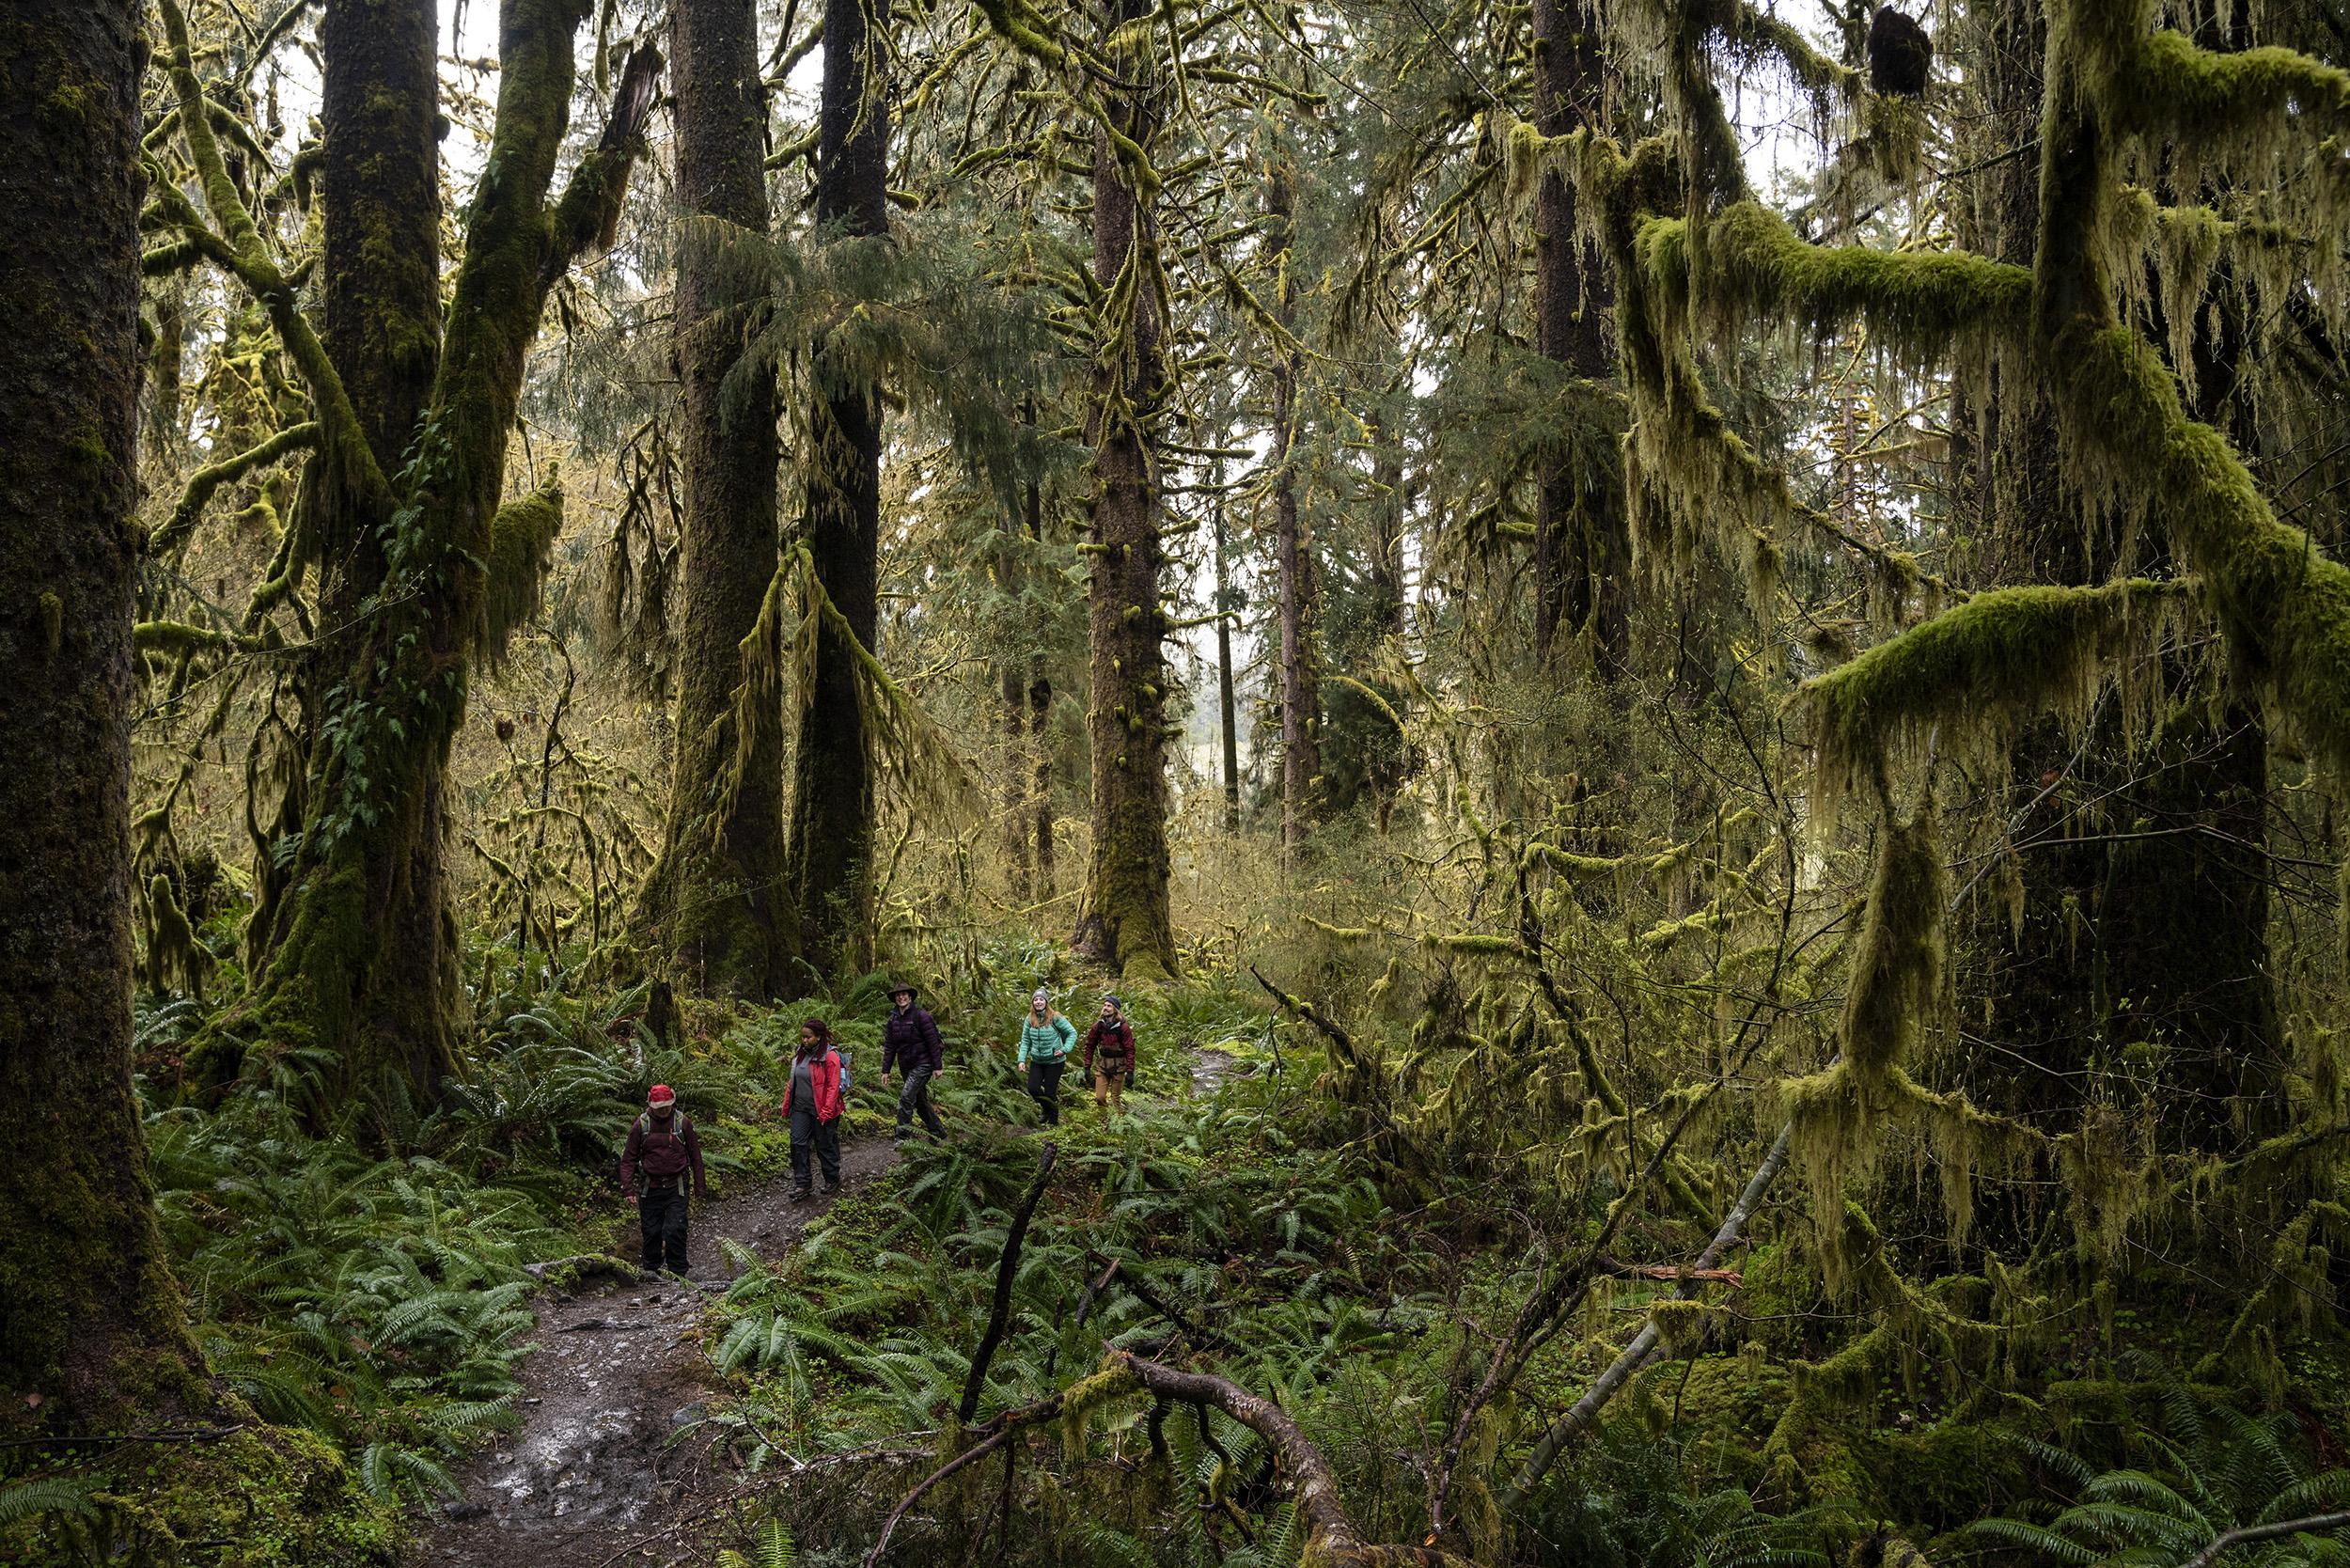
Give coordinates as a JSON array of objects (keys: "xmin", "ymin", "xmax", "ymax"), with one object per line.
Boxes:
[
  {"xmin": 154, "ymin": 0, "xmax": 384, "ymax": 511},
  {"xmin": 1692, "ymin": 202, "xmax": 2032, "ymax": 361},
  {"xmin": 2106, "ymin": 25, "xmax": 2350, "ymax": 146},
  {"xmin": 149, "ymin": 422, "xmax": 320, "ymax": 558},
  {"xmin": 133, "ymin": 620, "xmax": 268, "ymax": 660},
  {"xmin": 1797, "ymin": 579, "xmax": 2184, "ymax": 817}
]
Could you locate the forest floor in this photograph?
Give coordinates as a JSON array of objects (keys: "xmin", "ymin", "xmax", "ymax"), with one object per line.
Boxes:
[{"xmin": 408, "ymin": 1135, "xmax": 901, "ymax": 1568}]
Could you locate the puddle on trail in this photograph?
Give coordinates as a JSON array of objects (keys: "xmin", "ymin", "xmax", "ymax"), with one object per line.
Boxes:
[{"xmin": 412, "ymin": 1137, "xmax": 900, "ymax": 1565}]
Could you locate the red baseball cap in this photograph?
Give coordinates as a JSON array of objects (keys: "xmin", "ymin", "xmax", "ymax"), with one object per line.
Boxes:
[{"xmin": 648, "ymin": 1084, "xmax": 675, "ymax": 1105}]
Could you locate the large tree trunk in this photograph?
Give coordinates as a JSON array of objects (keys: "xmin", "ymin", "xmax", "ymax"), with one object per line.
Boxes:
[
  {"xmin": 0, "ymin": 0, "xmax": 207, "ymax": 1420},
  {"xmin": 1529, "ymin": 0, "xmax": 1625, "ymax": 674},
  {"xmin": 785, "ymin": 0, "xmax": 889, "ymax": 978},
  {"xmin": 262, "ymin": 0, "xmax": 457, "ymax": 1105},
  {"xmin": 1080, "ymin": 0, "xmax": 1177, "ymax": 980},
  {"xmin": 1951, "ymin": 0, "xmax": 2285, "ymax": 1154},
  {"xmin": 635, "ymin": 0, "xmax": 791, "ymax": 998},
  {"xmin": 183, "ymin": 0, "xmax": 658, "ymax": 1116},
  {"xmin": 1268, "ymin": 163, "xmax": 1318, "ymax": 849}
]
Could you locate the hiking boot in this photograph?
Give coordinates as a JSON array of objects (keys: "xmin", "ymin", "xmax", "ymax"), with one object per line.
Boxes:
[
  {"xmin": 822, "ymin": 1181, "xmax": 843, "ymax": 1197},
  {"xmin": 787, "ymin": 1187, "xmax": 814, "ymax": 1204}
]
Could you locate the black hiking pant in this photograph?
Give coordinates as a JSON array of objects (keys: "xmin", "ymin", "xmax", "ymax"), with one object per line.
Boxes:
[
  {"xmin": 638, "ymin": 1185, "xmax": 690, "ymax": 1274},
  {"xmin": 1026, "ymin": 1058, "xmax": 1065, "ymax": 1125},
  {"xmin": 791, "ymin": 1106, "xmax": 841, "ymax": 1193},
  {"xmin": 895, "ymin": 1061, "xmax": 944, "ymax": 1138}
]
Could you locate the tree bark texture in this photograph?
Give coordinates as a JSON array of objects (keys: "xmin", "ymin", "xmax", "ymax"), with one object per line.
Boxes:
[
  {"xmin": 1529, "ymin": 0, "xmax": 1626, "ymax": 674},
  {"xmin": 1081, "ymin": 0, "xmax": 1178, "ymax": 980},
  {"xmin": 1268, "ymin": 163, "xmax": 1318, "ymax": 848},
  {"xmin": 786, "ymin": 0, "xmax": 889, "ymax": 977},
  {"xmin": 1002, "ymin": 657, "xmax": 1031, "ymax": 899},
  {"xmin": 637, "ymin": 0, "xmax": 791, "ymax": 998},
  {"xmin": 247, "ymin": 0, "xmax": 452, "ymax": 1104},
  {"xmin": 0, "ymin": 0, "xmax": 207, "ymax": 1420}
]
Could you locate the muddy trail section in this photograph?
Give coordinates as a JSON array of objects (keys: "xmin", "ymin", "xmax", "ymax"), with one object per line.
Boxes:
[{"xmin": 409, "ymin": 1137, "xmax": 900, "ymax": 1568}]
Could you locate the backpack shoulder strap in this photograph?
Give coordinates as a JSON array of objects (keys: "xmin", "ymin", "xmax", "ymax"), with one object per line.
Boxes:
[{"xmin": 637, "ymin": 1112, "xmax": 650, "ymax": 1137}]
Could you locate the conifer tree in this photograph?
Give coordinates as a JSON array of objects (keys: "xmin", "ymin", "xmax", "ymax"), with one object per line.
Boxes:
[
  {"xmin": 635, "ymin": 0, "xmax": 791, "ymax": 1000},
  {"xmin": 1080, "ymin": 0, "xmax": 1180, "ymax": 980},
  {"xmin": 784, "ymin": 0, "xmax": 891, "ymax": 977},
  {"xmin": 1267, "ymin": 159, "xmax": 1321, "ymax": 848}
]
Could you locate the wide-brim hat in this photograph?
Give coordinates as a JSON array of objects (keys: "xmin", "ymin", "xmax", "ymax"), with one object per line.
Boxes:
[{"xmin": 887, "ymin": 978, "xmax": 918, "ymax": 999}]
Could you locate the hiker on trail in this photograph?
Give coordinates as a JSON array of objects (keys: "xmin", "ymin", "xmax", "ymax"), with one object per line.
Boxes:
[
  {"xmin": 879, "ymin": 979, "xmax": 946, "ymax": 1142},
  {"xmin": 1015, "ymin": 987, "xmax": 1077, "ymax": 1126},
  {"xmin": 1082, "ymin": 994, "xmax": 1138, "ymax": 1116},
  {"xmin": 783, "ymin": 1017, "xmax": 845, "ymax": 1202},
  {"xmin": 619, "ymin": 1085, "xmax": 706, "ymax": 1277}
]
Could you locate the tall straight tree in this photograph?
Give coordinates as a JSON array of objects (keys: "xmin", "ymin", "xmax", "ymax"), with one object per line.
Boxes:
[
  {"xmin": 0, "ymin": 0, "xmax": 207, "ymax": 1418},
  {"xmin": 1080, "ymin": 0, "xmax": 1179, "ymax": 980},
  {"xmin": 1266, "ymin": 160, "xmax": 1319, "ymax": 848},
  {"xmin": 1528, "ymin": 0, "xmax": 1625, "ymax": 673},
  {"xmin": 636, "ymin": 0, "xmax": 790, "ymax": 998},
  {"xmin": 1214, "ymin": 470, "xmax": 1243, "ymax": 834},
  {"xmin": 173, "ymin": 0, "xmax": 660, "ymax": 1111},
  {"xmin": 785, "ymin": 0, "xmax": 890, "ymax": 976}
]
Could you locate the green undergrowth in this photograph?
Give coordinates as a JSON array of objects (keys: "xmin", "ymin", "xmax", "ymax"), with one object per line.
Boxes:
[{"xmin": 1, "ymin": 941, "xmax": 934, "ymax": 1562}]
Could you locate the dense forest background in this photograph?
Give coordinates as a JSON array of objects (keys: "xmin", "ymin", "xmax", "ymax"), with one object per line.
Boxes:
[{"xmin": 10, "ymin": 0, "xmax": 2350, "ymax": 1563}]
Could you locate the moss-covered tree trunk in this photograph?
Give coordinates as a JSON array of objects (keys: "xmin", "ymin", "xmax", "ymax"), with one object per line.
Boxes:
[
  {"xmin": 1529, "ymin": 0, "xmax": 1625, "ymax": 674},
  {"xmin": 248, "ymin": 0, "xmax": 458, "ymax": 1107},
  {"xmin": 1079, "ymin": 0, "xmax": 1178, "ymax": 980},
  {"xmin": 1955, "ymin": 0, "xmax": 2285, "ymax": 1152},
  {"xmin": 635, "ymin": 0, "xmax": 791, "ymax": 999},
  {"xmin": 1268, "ymin": 162, "xmax": 1319, "ymax": 849},
  {"xmin": 784, "ymin": 0, "xmax": 888, "ymax": 978},
  {"xmin": 0, "ymin": 0, "xmax": 208, "ymax": 1420},
  {"xmin": 181, "ymin": 0, "xmax": 658, "ymax": 1116}
]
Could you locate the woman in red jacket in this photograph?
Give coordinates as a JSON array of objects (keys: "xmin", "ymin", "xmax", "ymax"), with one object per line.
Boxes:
[
  {"xmin": 1082, "ymin": 995, "xmax": 1138, "ymax": 1117},
  {"xmin": 783, "ymin": 1017, "xmax": 846, "ymax": 1201}
]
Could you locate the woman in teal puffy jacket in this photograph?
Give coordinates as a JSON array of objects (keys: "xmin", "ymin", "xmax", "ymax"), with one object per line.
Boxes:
[{"xmin": 1014, "ymin": 987, "xmax": 1077, "ymax": 1125}]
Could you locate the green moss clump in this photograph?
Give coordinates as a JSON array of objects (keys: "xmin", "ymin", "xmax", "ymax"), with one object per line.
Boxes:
[{"xmin": 7, "ymin": 1423, "xmax": 400, "ymax": 1567}]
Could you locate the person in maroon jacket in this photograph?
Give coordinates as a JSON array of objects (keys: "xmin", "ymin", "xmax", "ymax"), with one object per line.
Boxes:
[
  {"xmin": 878, "ymin": 979, "xmax": 947, "ymax": 1142},
  {"xmin": 1082, "ymin": 995, "xmax": 1138, "ymax": 1116},
  {"xmin": 619, "ymin": 1084, "xmax": 707, "ymax": 1276},
  {"xmin": 782, "ymin": 1018, "xmax": 846, "ymax": 1202}
]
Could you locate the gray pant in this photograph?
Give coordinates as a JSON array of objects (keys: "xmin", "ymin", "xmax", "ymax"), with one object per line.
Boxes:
[
  {"xmin": 896, "ymin": 1061, "xmax": 944, "ymax": 1137},
  {"xmin": 791, "ymin": 1106, "xmax": 840, "ymax": 1192}
]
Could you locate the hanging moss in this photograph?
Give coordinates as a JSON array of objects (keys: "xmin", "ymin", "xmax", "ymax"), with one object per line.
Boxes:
[
  {"xmin": 1797, "ymin": 579, "xmax": 2181, "ymax": 827},
  {"xmin": 479, "ymin": 480, "xmax": 564, "ymax": 665},
  {"xmin": 1839, "ymin": 807, "xmax": 1945, "ymax": 1089}
]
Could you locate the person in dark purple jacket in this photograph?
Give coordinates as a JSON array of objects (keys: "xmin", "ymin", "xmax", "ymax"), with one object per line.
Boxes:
[{"xmin": 878, "ymin": 979, "xmax": 947, "ymax": 1141}]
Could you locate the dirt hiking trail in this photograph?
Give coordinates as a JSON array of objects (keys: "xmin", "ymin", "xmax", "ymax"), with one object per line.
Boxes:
[{"xmin": 409, "ymin": 1137, "xmax": 900, "ymax": 1568}]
